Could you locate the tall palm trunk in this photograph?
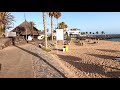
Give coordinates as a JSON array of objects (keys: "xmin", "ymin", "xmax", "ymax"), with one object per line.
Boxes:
[
  {"xmin": 0, "ymin": 24, "xmax": 6, "ymax": 37},
  {"xmin": 57, "ymin": 19, "xmax": 58, "ymax": 29},
  {"xmin": 0, "ymin": 12, "xmax": 6, "ymax": 35},
  {"xmin": 2, "ymin": 13, "xmax": 6, "ymax": 33},
  {"xmin": 51, "ymin": 16, "xmax": 53, "ymax": 43},
  {"xmin": 31, "ymin": 23, "xmax": 34, "ymax": 41},
  {"xmin": 43, "ymin": 12, "xmax": 47, "ymax": 49}
]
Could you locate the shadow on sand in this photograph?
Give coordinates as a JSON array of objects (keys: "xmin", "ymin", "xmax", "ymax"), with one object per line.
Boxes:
[
  {"xmin": 87, "ymin": 42, "xmax": 97, "ymax": 44},
  {"xmin": 86, "ymin": 53, "xmax": 116, "ymax": 60},
  {"xmin": 53, "ymin": 48, "xmax": 63, "ymax": 51},
  {"xmin": 14, "ymin": 45, "xmax": 67, "ymax": 78},
  {"xmin": 56, "ymin": 54, "xmax": 120, "ymax": 78},
  {"xmin": 96, "ymin": 49, "xmax": 120, "ymax": 53}
]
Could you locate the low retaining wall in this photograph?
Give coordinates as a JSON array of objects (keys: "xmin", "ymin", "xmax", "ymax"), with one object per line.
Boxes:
[{"xmin": 0, "ymin": 38, "xmax": 12, "ymax": 50}]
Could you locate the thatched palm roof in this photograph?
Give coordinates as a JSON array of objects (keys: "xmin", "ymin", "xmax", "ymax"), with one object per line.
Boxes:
[
  {"xmin": 12, "ymin": 20, "xmax": 43, "ymax": 36},
  {"xmin": 70, "ymin": 28, "xmax": 80, "ymax": 31}
]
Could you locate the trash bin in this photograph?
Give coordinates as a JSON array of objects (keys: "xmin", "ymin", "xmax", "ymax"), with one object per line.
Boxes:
[{"xmin": 65, "ymin": 45, "xmax": 68, "ymax": 52}]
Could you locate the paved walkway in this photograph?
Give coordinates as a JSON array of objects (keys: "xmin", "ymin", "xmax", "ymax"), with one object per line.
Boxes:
[{"xmin": 0, "ymin": 44, "xmax": 74, "ymax": 78}]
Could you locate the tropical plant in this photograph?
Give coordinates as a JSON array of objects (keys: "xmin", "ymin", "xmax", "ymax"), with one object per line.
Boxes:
[
  {"xmin": 54, "ymin": 12, "xmax": 61, "ymax": 28},
  {"xmin": 64, "ymin": 32, "xmax": 68, "ymax": 39},
  {"xmin": 86, "ymin": 32, "xmax": 88, "ymax": 35},
  {"xmin": 66, "ymin": 36, "xmax": 71, "ymax": 41},
  {"xmin": 81, "ymin": 32, "xmax": 83, "ymax": 35},
  {"xmin": 0, "ymin": 12, "xmax": 14, "ymax": 36},
  {"xmin": 81, "ymin": 32, "xmax": 85, "ymax": 35},
  {"xmin": 89, "ymin": 32, "xmax": 92, "ymax": 34},
  {"xmin": 48, "ymin": 12, "xmax": 56, "ymax": 43},
  {"xmin": 101, "ymin": 31, "xmax": 105, "ymax": 34},
  {"xmin": 96, "ymin": 31, "xmax": 99, "ymax": 34},
  {"xmin": 58, "ymin": 22, "xmax": 68, "ymax": 31},
  {"xmin": 43, "ymin": 12, "xmax": 47, "ymax": 49}
]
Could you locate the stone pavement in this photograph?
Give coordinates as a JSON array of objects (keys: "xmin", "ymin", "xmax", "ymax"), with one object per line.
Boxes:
[{"xmin": 0, "ymin": 44, "xmax": 73, "ymax": 78}]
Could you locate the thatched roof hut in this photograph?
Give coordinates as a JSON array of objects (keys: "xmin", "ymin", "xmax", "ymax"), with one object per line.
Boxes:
[{"xmin": 12, "ymin": 20, "xmax": 43, "ymax": 36}]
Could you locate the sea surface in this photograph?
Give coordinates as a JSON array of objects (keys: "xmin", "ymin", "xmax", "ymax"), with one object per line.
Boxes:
[
  {"xmin": 92, "ymin": 34, "xmax": 120, "ymax": 42},
  {"xmin": 105, "ymin": 38, "xmax": 120, "ymax": 42}
]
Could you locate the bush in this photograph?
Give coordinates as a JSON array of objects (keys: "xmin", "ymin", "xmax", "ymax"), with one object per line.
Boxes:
[
  {"xmin": 66, "ymin": 36, "xmax": 71, "ymax": 41},
  {"xmin": 41, "ymin": 47, "xmax": 51, "ymax": 52}
]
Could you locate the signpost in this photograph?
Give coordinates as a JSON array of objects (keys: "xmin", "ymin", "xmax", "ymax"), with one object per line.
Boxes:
[
  {"xmin": 56, "ymin": 29, "xmax": 64, "ymax": 53},
  {"xmin": 56, "ymin": 29, "xmax": 64, "ymax": 40}
]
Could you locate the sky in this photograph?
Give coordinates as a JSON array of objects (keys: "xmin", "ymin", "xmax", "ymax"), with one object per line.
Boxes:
[{"xmin": 9, "ymin": 12, "xmax": 120, "ymax": 34}]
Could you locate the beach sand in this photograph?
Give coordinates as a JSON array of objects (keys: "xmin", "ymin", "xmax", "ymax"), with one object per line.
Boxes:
[
  {"xmin": 50, "ymin": 39, "xmax": 120, "ymax": 78},
  {"xmin": 0, "ymin": 39, "xmax": 120, "ymax": 78}
]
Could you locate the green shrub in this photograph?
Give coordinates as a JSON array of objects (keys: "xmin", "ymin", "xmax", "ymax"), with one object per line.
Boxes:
[
  {"xmin": 41, "ymin": 47, "xmax": 51, "ymax": 52},
  {"xmin": 66, "ymin": 36, "xmax": 71, "ymax": 41}
]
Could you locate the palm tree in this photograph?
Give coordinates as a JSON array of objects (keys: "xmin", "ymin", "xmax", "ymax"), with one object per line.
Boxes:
[
  {"xmin": 58, "ymin": 22, "xmax": 68, "ymax": 30},
  {"xmin": 43, "ymin": 12, "xmax": 47, "ymax": 49},
  {"xmin": 83, "ymin": 32, "xmax": 85, "ymax": 35},
  {"xmin": 64, "ymin": 32, "xmax": 68, "ymax": 39},
  {"xmin": 96, "ymin": 31, "xmax": 99, "ymax": 34},
  {"xmin": 101, "ymin": 31, "xmax": 105, "ymax": 34},
  {"xmin": 86, "ymin": 32, "xmax": 88, "ymax": 35},
  {"xmin": 64, "ymin": 24, "xmax": 68, "ymax": 32},
  {"xmin": 54, "ymin": 12, "xmax": 61, "ymax": 29},
  {"xmin": 0, "ymin": 12, "xmax": 14, "ymax": 36},
  {"xmin": 48, "ymin": 12, "xmax": 56, "ymax": 43},
  {"xmin": 89, "ymin": 32, "xmax": 92, "ymax": 35},
  {"xmin": 58, "ymin": 22, "xmax": 63, "ymax": 29},
  {"xmin": 81, "ymin": 32, "xmax": 84, "ymax": 35}
]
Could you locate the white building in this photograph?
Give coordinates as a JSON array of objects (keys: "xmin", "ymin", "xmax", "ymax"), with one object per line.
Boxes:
[
  {"xmin": 53, "ymin": 28, "xmax": 80, "ymax": 38},
  {"xmin": 67, "ymin": 28, "xmax": 80, "ymax": 37}
]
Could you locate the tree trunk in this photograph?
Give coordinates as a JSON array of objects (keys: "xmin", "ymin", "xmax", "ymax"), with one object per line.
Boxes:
[
  {"xmin": 43, "ymin": 12, "xmax": 47, "ymax": 49},
  {"xmin": 32, "ymin": 23, "xmax": 34, "ymax": 41},
  {"xmin": 25, "ymin": 21, "xmax": 27, "ymax": 41},
  {"xmin": 51, "ymin": 16, "xmax": 53, "ymax": 43},
  {"xmin": 1, "ymin": 24, "xmax": 6, "ymax": 37},
  {"xmin": 57, "ymin": 19, "xmax": 58, "ymax": 29}
]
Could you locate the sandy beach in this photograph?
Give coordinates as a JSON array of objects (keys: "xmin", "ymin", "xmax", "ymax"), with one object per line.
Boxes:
[
  {"xmin": 50, "ymin": 39, "xmax": 120, "ymax": 78},
  {"xmin": 0, "ymin": 39, "xmax": 120, "ymax": 78},
  {"xmin": 1, "ymin": 12, "xmax": 120, "ymax": 78}
]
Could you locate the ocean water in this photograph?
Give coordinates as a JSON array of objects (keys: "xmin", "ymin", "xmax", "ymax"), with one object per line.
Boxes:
[{"xmin": 105, "ymin": 38, "xmax": 120, "ymax": 42}]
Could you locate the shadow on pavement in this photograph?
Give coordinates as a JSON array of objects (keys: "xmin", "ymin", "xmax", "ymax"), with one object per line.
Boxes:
[{"xmin": 14, "ymin": 45, "xmax": 67, "ymax": 78}]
